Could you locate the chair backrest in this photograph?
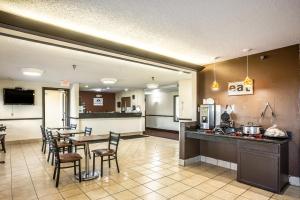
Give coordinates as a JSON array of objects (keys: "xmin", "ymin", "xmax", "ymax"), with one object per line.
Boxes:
[
  {"xmin": 108, "ymin": 132, "xmax": 120, "ymax": 153},
  {"xmin": 40, "ymin": 125, "xmax": 46, "ymax": 139},
  {"xmin": 84, "ymin": 127, "xmax": 92, "ymax": 136},
  {"xmin": 70, "ymin": 124, "xmax": 77, "ymax": 130},
  {"xmin": 46, "ymin": 129, "xmax": 54, "ymax": 147},
  {"xmin": 52, "ymin": 139, "xmax": 60, "ymax": 160}
]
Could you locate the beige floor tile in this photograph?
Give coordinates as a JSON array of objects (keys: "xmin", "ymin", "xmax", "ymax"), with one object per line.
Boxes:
[
  {"xmin": 195, "ymin": 182, "xmax": 220, "ymax": 194},
  {"xmin": 143, "ymin": 180, "xmax": 166, "ymax": 190},
  {"xmin": 129, "ymin": 185, "xmax": 152, "ymax": 196},
  {"xmin": 134, "ymin": 176, "xmax": 153, "ymax": 184},
  {"xmin": 86, "ymin": 188, "xmax": 110, "ymax": 200},
  {"xmin": 241, "ymin": 190, "xmax": 270, "ymax": 200},
  {"xmin": 171, "ymin": 194, "xmax": 195, "ymax": 200},
  {"xmin": 38, "ymin": 193, "xmax": 63, "ymax": 200},
  {"xmin": 119, "ymin": 179, "xmax": 140, "ymax": 189},
  {"xmin": 112, "ymin": 190, "xmax": 137, "ymax": 200},
  {"xmin": 141, "ymin": 192, "xmax": 166, "ymax": 200},
  {"xmin": 60, "ymin": 188, "xmax": 84, "ymax": 199},
  {"xmin": 99, "ymin": 196, "xmax": 116, "ymax": 200},
  {"xmin": 222, "ymin": 184, "xmax": 247, "ymax": 195},
  {"xmin": 203, "ymin": 195, "xmax": 222, "ymax": 200},
  {"xmin": 183, "ymin": 188, "xmax": 209, "ymax": 199},
  {"xmin": 3, "ymin": 138, "xmax": 296, "ymax": 200},
  {"xmin": 64, "ymin": 194, "xmax": 90, "ymax": 200},
  {"xmin": 212, "ymin": 189, "xmax": 238, "ymax": 200},
  {"xmin": 156, "ymin": 177, "xmax": 177, "ymax": 186}
]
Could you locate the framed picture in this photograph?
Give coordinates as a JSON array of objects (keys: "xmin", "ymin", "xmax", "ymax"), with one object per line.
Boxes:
[
  {"xmin": 93, "ymin": 97, "xmax": 103, "ymax": 106},
  {"xmin": 228, "ymin": 81, "xmax": 253, "ymax": 96}
]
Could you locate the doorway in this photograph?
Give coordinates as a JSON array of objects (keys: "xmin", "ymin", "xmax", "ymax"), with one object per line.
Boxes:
[{"xmin": 42, "ymin": 87, "xmax": 70, "ymax": 128}]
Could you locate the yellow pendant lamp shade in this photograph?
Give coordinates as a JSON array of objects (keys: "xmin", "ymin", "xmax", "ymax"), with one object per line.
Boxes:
[
  {"xmin": 211, "ymin": 80, "xmax": 220, "ymax": 91},
  {"xmin": 243, "ymin": 76, "xmax": 253, "ymax": 87},
  {"xmin": 211, "ymin": 57, "xmax": 220, "ymax": 91}
]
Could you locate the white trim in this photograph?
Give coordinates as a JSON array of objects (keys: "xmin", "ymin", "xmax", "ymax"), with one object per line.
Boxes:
[
  {"xmin": 289, "ymin": 176, "xmax": 300, "ymax": 186},
  {"xmin": 180, "ymin": 155, "xmax": 300, "ymax": 186},
  {"xmin": 178, "ymin": 155, "xmax": 201, "ymax": 166}
]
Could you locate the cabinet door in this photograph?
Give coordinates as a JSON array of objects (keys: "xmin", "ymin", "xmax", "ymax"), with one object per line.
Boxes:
[{"xmin": 238, "ymin": 149, "xmax": 279, "ymax": 192}]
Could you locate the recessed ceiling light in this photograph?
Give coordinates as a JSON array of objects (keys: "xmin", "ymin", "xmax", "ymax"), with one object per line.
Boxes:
[
  {"xmin": 124, "ymin": 88, "xmax": 128, "ymax": 91},
  {"xmin": 101, "ymin": 78, "xmax": 117, "ymax": 85},
  {"xmin": 106, "ymin": 87, "xmax": 110, "ymax": 90},
  {"xmin": 94, "ymin": 88, "xmax": 102, "ymax": 92},
  {"xmin": 178, "ymin": 71, "xmax": 183, "ymax": 74},
  {"xmin": 22, "ymin": 68, "xmax": 43, "ymax": 76},
  {"xmin": 84, "ymin": 85, "xmax": 89, "ymax": 88}
]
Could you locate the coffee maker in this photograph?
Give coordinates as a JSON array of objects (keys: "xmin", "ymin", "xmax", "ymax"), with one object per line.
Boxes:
[{"xmin": 199, "ymin": 104, "xmax": 221, "ymax": 130}]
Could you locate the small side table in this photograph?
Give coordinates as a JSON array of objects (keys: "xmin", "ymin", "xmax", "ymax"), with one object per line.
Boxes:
[{"xmin": 0, "ymin": 127, "xmax": 6, "ymax": 164}]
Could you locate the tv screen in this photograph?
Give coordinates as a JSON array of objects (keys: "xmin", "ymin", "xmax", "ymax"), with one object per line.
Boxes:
[{"xmin": 3, "ymin": 89, "xmax": 35, "ymax": 105}]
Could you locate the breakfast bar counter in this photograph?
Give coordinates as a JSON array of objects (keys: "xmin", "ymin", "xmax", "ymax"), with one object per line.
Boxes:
[{"xmin": 179, "ymin": 121, "xmax": 289, "ymax": 193}]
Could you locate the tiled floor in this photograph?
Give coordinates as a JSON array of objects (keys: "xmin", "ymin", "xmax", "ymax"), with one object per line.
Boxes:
[{"xmin": 0, "ymin": 136, "xmax": 299, "ymax": 200}]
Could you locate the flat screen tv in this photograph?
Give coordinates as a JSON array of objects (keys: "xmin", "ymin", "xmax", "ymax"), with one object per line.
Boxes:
[{"xmin": 3, "ymin": 88, "xmax": 35, "ymax": 105}]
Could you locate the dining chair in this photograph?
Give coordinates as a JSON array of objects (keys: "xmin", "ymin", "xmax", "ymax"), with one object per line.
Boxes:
[
  {"xmin": 73, "ymin": 127, "xmax": 92, "ymax": 158},
  {"xmin": 40, "ymin": 125, "xmax": 48, "ymax": 154},
  {"xmin": 92, "ymin": 132, "xmax": 120, "ymax": 177},
  {"xmin": 52, "ymin": 139, "xmax": 82, "ymax": 187},
  {"xmin": 46, "ymin": 130, "xmax": 71, "ymax": 165}
]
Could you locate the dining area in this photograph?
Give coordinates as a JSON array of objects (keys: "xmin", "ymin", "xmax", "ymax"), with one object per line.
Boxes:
[{"xmin": 40, "ymin": 124, "xmax": 121, "ymax": 187}]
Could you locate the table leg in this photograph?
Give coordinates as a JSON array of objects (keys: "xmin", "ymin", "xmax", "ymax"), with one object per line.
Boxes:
[{"xmin": 75, "ymin": 142, "xmax": 99, "ymax": 181}]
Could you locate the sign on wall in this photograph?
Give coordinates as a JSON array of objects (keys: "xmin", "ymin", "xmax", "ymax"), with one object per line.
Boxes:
[
  {"xmin": 93, "ymin": 97, "xmax": 103, "ymax": 106},
  {"xmin": 228, "ymin": 81, "xmax": 253, "ymax": 96}
]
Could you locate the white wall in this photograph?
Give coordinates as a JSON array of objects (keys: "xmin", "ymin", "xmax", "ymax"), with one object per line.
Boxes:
[
  {"xmin": 115, "ymin": 89, "xmax": 145, "ymax": 115},
  {"xmin": 145, "ymin": 90, "xmax": 179, "ymax": 131},
  {"xmin": 0, "ymin": 79, "xmax": 67, "ymax": 141},
  {"xmin": 178, "ymin": 72, "xmax": 197, "ymax": 121}
]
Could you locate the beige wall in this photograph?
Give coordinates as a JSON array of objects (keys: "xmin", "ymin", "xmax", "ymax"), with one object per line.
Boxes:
[
  {"xmin": 0, "ymin": 79, "xmax": 67, "ymax": 141},
  {"xmin": 145, "ymin": 90, "xmax": 179, "ymax": 131},
  {"xmin": 115, "ymin": 89, "xmax": 145, "ymax": 115}
]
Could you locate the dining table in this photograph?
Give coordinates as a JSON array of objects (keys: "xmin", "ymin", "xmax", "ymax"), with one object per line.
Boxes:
[
  {"xmin": 69, "ymin": 134, "xmax": 109, "ymax": 181},
  {"xmin": 56, "ymin": 129, "xmax": 85, "ymax": 137}
]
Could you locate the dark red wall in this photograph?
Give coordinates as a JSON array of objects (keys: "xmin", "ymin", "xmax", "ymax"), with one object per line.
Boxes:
[
  {"xmin": 79, "ymin": 91, "xmax": 115, "ymax": 112},
  {"xmin": 198, "ymin": 45, "xmax": 300, "ymax": 176}
]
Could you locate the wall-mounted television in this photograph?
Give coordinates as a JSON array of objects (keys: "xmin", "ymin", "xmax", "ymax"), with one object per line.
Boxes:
[{"xmin": 3, "ymin": 88, "xmax": 35, "ymax": 105}]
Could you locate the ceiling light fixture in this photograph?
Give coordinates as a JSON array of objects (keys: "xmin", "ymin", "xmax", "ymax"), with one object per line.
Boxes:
[
  {"xmin": 106, "ymin": 87, "xmax": 110, "ymax": 90},
  {"xmin": 211, "ymin": 57, "xmax": 220, "ymax": 91},
  {"xmin": 22, "ymin": 68, "xmax": 43, "ymax": 76},
  {"xmin": 242, "ymin": 49, "xmax": 253, "ymax": 87},
  {"xmin": 94, "ymin": 88, "xmax": 102, "ymax": 92},
  {"xmin": 147, "ymin": 77, "xmax": 159, "ymax": 89},
  {"xmin": 124, "ymin": 88, "xmax": 128, "ymax": 92},
  {"xmin": 84, "ymin": 85, "xmax": 89, "ymax": 88},
  {"xmin": 101, "ymin": 78, "xmax": 117, "ymax": 85}
]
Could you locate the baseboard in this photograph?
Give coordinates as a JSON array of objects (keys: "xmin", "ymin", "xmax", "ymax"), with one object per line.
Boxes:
[
  {"xmin": 180, "ymin": 155, "xmax": 300, "ymax": 186},
  {"xmin": 6, "ymin": 138, "xmax": 41, "ymax": 144},
  {"xmin": 146, "ymin": 127, "xmax": 179, "ymax": 134},
  {"xmin": 289, "ymin": 176, "xmax": 300, "ymax": 186}
]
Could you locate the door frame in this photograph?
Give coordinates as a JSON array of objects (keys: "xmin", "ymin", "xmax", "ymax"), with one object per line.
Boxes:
[{"xmin": 42, "ymin": 87, "xmax": 70, "ymax": 128}]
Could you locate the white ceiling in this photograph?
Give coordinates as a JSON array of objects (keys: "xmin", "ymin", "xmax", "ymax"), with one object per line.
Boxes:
[
  {"xmin": 0, "ymin": 35, "xmax": 191, "ymax": 92},
  {"xmin": 0, "ymin": 0, "xmax": 299, "ymax": 65}
]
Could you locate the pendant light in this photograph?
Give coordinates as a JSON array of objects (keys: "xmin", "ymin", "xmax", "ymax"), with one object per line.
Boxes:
[
  {"xmin": 211, "ymin": 57, "xmax": 220, "ymax": 91},
  {"xmin": 243, "ymin": 49, "xmax": 253, "ymax": 86},
  {"xmin": 147, "ymin": 77, "xmax": 159, "ymax": 89}
]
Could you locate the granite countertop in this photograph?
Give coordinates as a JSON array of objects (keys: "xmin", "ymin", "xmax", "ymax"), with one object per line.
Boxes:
[{"xmin": 185, "ymin": 129, "xmax": 289, "ymax": 144}]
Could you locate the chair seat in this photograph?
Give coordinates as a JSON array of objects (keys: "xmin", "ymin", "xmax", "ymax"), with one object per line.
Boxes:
[
  {"xmin": 92, "ymin": 148, "xmax": 115, "ymax": 156},
  {"xmin": 57, "ymin": 141, "xmax": 71, "ymax": 148},
  {"xmin": 59, "ymin": 153, "xmax": 82, "ymax": 163}
]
